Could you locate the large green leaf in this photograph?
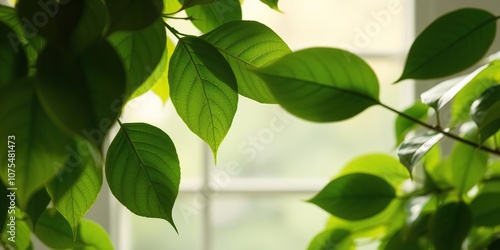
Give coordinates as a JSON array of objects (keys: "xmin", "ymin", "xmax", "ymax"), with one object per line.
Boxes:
[
  {"xmin": 106, "ymin": 123, "xmax": 180, "ymax": 230},
  {"xmin": 109, "ymin": 17, "xmax": 166, "ymax": 99},
  {"xmin": 36, "ymin": 40, "xmax": 125, "ymax": 144},
  {"xmin": 47, "ymin": 138, "xmax": 102, "ymax": 239},
  {"xmin": 105, "ymin": 0, "xmax": 163, "ymax": 32},
  {"xmin": 186, "ymin": 0, "xmax": 241, "ymax": 33},
  {"xmin": 452, "ymin": 62, "xmax": 500, "ymax": 124},
  {"xmin": 26, "ymin": 187, "xmax": 51, "ymax": 229},
  {"xmin": 0, "ymin": 80, "xmax": 70, "ymax": 208},
  {"xmin": 71, "ymin": 0, "xmax": 108, "ymax": 53},
  {"xmin": 169, "ymin": 36, "xmax": 238, "ymax": 155},
  {"xmin": 307, "ymin": 229, "xmax": 352, "ymax": 250},
  {"xmin": 395, "ymin": 102, "xmax": 430, "ymax": 145},
  {"xmin": 181, "ymin": 0, "xmax": 219, "ymax": 10},
  {"xmin": 430, "ymin": 202, "xmax": 472, "ymax": 250},
  {"xmin": 450, "ymin": 142, "xmax": 488, "ymax": 195},
  {"xmin": 398, "ymin": 8, "xmax": 497, "ymax": 81},
  {"xmin": 255, "ymin": 48, "xmax": 379, "ymax": 122},
  {"xmin": 397, "ymin": 131, "xmax": 444, "ymax": 174},
  {"xmin": 259, "ymin": 0, "xmax": 281, "ymax": 11},
  {"xmin": 471, "ymin": 85, "xmax": 500, "ymax": 141},
  {"xmin": 35, "ymin": 208, "xmax": 113, "ymax": 249},
  {"xmin": 202, "ymin": 20, "xmax": 291, "ymax": 103},
  {"xmin": 308, "ymin": 173, "xmax": 395, "ymax": 220},
  {"xmin": 470, "ymin": 193, "xmax": 500, "ymax": 227},
  {"xmin": 0, "ymin": 20, "xmax": 28, "ymax": 87}
]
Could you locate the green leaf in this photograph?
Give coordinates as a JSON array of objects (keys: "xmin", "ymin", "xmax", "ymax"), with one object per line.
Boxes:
[
  {"xmin": 259, "ymin": 0, "xmax": 281, "ymax": 12},
  {"xmin": 255, "ymin": 48, "xmax": 379, "ymax": 122},
  {"xmin": 308, "ymin": 173, "xmax": 395, "ymax": 220},
  {"xmin": 26, "ymin": 187, "xmax": 51, "ymax": 229},
  {"xmin": 186, "ymin": 0, "xmax": 242, "ymax": 33},
  {"xmin": 0, "ymin": 180, "xmax": 7, "ymax": 233},
  {"xmin": 35, "ymin": 208, "xmax": 113, "ymax": 249},
  {"xmin": 181, "ymin": 0, "xmax": 219, "ymax": 10},
  {"xmin": 450, "ymin": 141, "xmax": 488, "ymax": 195},
  {"xmin": 169, "ymin": 36, "xmax": 238, "ymax": 155},
  {"xmin": 105, "ymin": 0, "xmax": 163, "ymax": 32},
  {"xmin": 0, "ymin": 80, "xmax": 70, "ymax": 208},
  {"xmin": 36, "ymin": 40, "xmax": 126, "ymax": 144},
  {"xmin": 398, "ymin": 8, "xmax": 497, "ymax": 81},
  {"xmin": 471, "ymin": 85, "xmax": 500, "ymax": 141},
  {"xmin": 307, "ymin": 229, "xmax": 352, "ymax": 250},
  {"xmin": 337, "ymin": 154, "xmax": 409, "ymax": 188},
  {"xmin": 420, "ymin": 65, "xmax": 486, "ymax": 110},
  {"xmin": 106, "ymin": 123, "xmax": 180, "ymax": 230},
  {"xmin": 430, "ymin": 202, "xmax": 472, "ymax": 250},
  {"xmin": 395, "ymin": 102, "xmax": 430, "ymax": 145},
  {"xmin": 0, "ymin": 20, "xmax": 28, "ymax": 87},
  {"xmin": 47, "ymin": 138, "xmax": 102, "ymax": 239},
  {"xmin": 202, "ymin": 20, "xmax": 291, "ymax": 103},
  {"xmin": 397, "ymin": 131, "xmax": 444, "ymax": 174},
  {"xmin": 151, "ymin": 37, "xmax": 175, "ymax": 103},
  {"xmin": 2, "ymin": 218, "xmax": 32, "ymax": 250},
  {"xmin": 452, "ymin": 62, "xmax": 500, "ymax": 125},
  {"xmin": 71, "ymin": 0, "xmax": 108, "ymax": 53},
  {"xmin": 109, "ymin": 17, "xmax": 166, "ymax": 99},
  {"xmin": 471, "ymin": 193, "xmax": 500, "ymax": 227},
  {"xmin": 383, "ymin": 229, "xmax": 420, "ymax": 250}
]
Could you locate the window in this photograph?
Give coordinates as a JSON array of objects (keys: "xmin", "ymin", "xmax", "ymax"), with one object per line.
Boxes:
[{"xmin": 108, "ymin": 1, "xmax": 415, "ymax": 249}]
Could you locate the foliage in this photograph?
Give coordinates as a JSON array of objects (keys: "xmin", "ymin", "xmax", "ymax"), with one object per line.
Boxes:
[{"xmin": 0, "ymin": 0, "xmax": 499, "ymax": 249}]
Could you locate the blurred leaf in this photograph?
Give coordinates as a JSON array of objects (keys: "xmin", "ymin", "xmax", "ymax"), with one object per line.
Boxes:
[
  {"xmin": 169, "ymin": 36, "xmax": 237, "ymax": 156},
  {"xmin": 309, "ymin": 173, "xmax": 395, "ymax": 220},
  {"xmin": 398, "ymin": 8, "xmax": 497, "ymax": 81},
  {"xmin": 164, "ymin": 0, "xmax": 182, "ymax": 13},
  {"xmin": 35, "ymin": 208, "xmax": 113, "ymax": 249},
  {"xmin": 47, "ymin": 138, "xmax": 102, "ymax": 239},
  {"xmin": 471, "ymin": 193, "xmax": 500, "ymax": 227},
  {"xmin": 338, "ymin": 154, "xmax": 409, "ymax": 187},
  {"xmin": 0, "ymin": 180, "xmax": 7, "ymax": 233},
  {"xmin": 186, "ymin": 0, "xmax": 241, "ymax": 33},
  {"xmin": 26, "ymin": 187, "xmax": 50, "ymax": 229},
  {"xmin": 2, "ymin": 218, "xmax": 31, "ymax": 250},
  {"xmin": 151, "ymin": 37, "xmax": 175, "ymax": 103},
  {"xmin": 0, "ymin": 80, "xmax": 70, "ymax": 208},
  {"xmin": 181, "ymin": 0, "xmax": 219, "ymax": 10},
  {"xmin": 71, "ymin": 0, "xmax": 108, "ymax": 53},
  {"xmin": 109, "ymin": 17, "xmax": 166, "ymax": 99},
  {"xmin": 397, "ymin": 131, "xmax": 444, "ymax": 175},
  {"xmin": 452, "ymin": 62, "xmax": 500, "ymax": 124},
  {"xmin": 471, "ymin": 85, "xmax": 500, "ymax": 141},
  {"xmin": 202, "ymin": 20, "xmax": 291, "ymax": 103},
  {"xmin": 383, "ymin": 229, "xmax": 420, "ymax": 250},
  {"xmin": 255, "ymin": 48, "xmax": 379, "ymax": 122},
  {"xmin": 0, "ymin": 20, "xmax": 28, "ymax": 87},
  {"xmin": 430, "ymin": 202, "xmax": 472, "ymax": 250},
  {"xmin": 105, "ymin": 0, "xmax": 163, "ymax": 32},
  {"xmin": 450, "ymin": 141, "xmax": 488, "ymax": 195},
  {"xmin": 259, "ymin": 0, "xmax": 281, "ymax": 11},
  {"xmin": 106, "ymin": 123, "xmax": 180, "ymax": 231},
  {"xmin": 308, "ymin": 229, "xmax": 352, "ymax": 250},
  {"xmin": 395, "ymin": 102, "xmax": 430, "ymax": 145}
]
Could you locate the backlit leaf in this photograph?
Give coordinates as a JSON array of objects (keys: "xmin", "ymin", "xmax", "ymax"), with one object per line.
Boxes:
[
  {"xmin": 106, "ymin": 123, "xmax": 180, "ymax": 231},
  {"xmin": 471, "ymin": 85, "xmax": 500, "ymax": 141},
  {"xmin": 398, "ymin": 8, "xmax": 497, "ymax": 81},
  {"xmin": 202, "ymin": 20, "xmax": 291, "ymax": 103},
  {"xmin": 308, "ymin": 173, "xmax": 395, "ymax": 220},
  {"xmin": 450, "ymin": 141, "xmax": 488, "ymax": 195},
  {"xmin": 26, "ymin": 187, "xmax": 51, "ymax": 229},
  {"xmin": 105, "ymin": 0, "xmax": 163, "ymax": 32},
  {"xmin": 308, "ymin": 229, "xmax": 352, "ymax": 250},
  {"xmin": 2, "ymin": 217, "xmax": 31, "ymax": 250},
  {"xmin": 259, "ymin": 0, "xmax": 281, "ymax": 12},
  {"xmin": 395, "ymin": 102, "xmax": 430, "ymax": 145},
  {"xmin": 397, "ymin": 131, "xmax": 444, "ymax": 174},
  {"xmin": 255, "ymin": 48, "xmax": 379, "ymax": 122},
  {"xmin": 430, "ymin": 202, "xmax": 472, "ymax": 250},
  {"xmin": 151, "ymin": 37, "xmax": 175, "ymax": 103},
  {"xmin": 181, "ymin": 0, "xmax": 219, "ymax": 10},
  {"xmin": 186, "ymin": 0, "xmax": 241, "ymax": 33},
  {"xmin": 169, "ymin": 36, "xmax": 238, "ymax": 156}
]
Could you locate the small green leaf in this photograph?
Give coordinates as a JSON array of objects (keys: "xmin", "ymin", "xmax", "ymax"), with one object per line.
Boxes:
[
  {"xmin": 47, "ymin": 138, "xmax": 102, "ymax": 239},
  {"xmin": 397, "ymin": 131, "xmax": 444, "ymax": 174},
  {"xmin": 430, "ymin": 202, "xmax": 472, "ymax": 250},
  {"xmin": 202, "ymin": 20, "xmax": 291, "ymax": 103},
  {"xmin": 452, "ymin": 62, "xmax": 500, "ymax": 125},
  {"xmin": 35, "ymin": 208, "xmax": 113, "ymax": 249},
  {"xmin": 398, "ymin": 8, "xmax": 497, "ymax": 81},
  {"xmin": 106, "ymin": 123, "xmax": 180, "ymax": 231},
  {"xmin": 308, "ymin": 173, "xmax": 395, "ymax": 220},
  {"xmin": 151, "ymin": 37, "xmax": 175, "ymax": 103},
  {"xmin": 169, "ymin": 36, "xmax": 238, "ymax": 156},
  {"xmin": 0, "ymin": 20, "xmax": 28, "ymax": 87},
  {"xmin": 186, "ymin": 0, "xmax": 242, "ymax": 33},
  {"xmin": 307, "ymin": 229, "xmax": 351, "ymax": 250},
  {"xmin": 26, "ymin": 187, "xmax": 51, "ymax": 229},
  {"xmin": 471, "ymin": 193, "xmax": 500, "ymax": 227},
  {"xmin": 2, "ymin": 217, "xmax": 31, "ymax": 250},
  {"xmin": 471, "ymin": 85, "xmax": 500, "ymax": 141},
  {"xmin": 259, "ymin": 0, "xmax": 281, "ymax": 12},
  {"xmin": 109, "ymin": 17, "xmax": 166, "ymax": 99},
  {"xmin": 395, "ymin": 102, "xmax": 430, "ymax": 145},
  {"xmin": 0, "ymin": 80, "xmax": 70, "ymax": 208},
  {"xmin": 450, "ymin": 141, "xmax": 488, "ymax": 195},
  {"xmin": 181, "ymin": 0, "xmax": 219, "ymax": 10},
  {"xmin": 255, "ymin": 48, "xmax": 379, "ymax": 122},
  {"xmin": 105, "ymin": 0, "xmax": 163, "ymax": 32}
]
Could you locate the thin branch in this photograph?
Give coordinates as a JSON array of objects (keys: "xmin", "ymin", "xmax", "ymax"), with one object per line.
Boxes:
[{"xmin": 164, "ymin": 22, "xmax": 189, "ymax": 39}]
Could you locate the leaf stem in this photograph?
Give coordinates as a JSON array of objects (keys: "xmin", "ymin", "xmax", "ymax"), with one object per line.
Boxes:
[
  {"xmin": 164, "ymin": 22, "xmax": 189, "ymax": 39},
  {"xmin": 162, "ymin": 14, "xmax": 194, "ymax": 20},
  {"xmin": 378, "ymin": 102, "xmax": 500, "ymax": 155}
]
